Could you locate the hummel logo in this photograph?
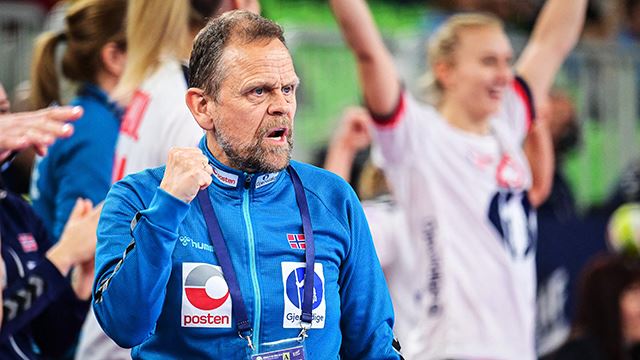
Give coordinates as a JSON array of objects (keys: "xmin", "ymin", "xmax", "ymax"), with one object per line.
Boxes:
[
  {"xmin": 179, "ymin": 235, "xmax": 214, "ymax": 253},
  {"xmin": 179, "ymin": 235, "xmax": 191, "ymax": 247}
]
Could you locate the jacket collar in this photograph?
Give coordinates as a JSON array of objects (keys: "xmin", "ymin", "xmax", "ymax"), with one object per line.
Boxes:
[
  {"xmin": 198, "ymin": 137, "xmax": 285, "ymax": 193},
  {"xmin": 78, "ymin": 82, "xmax": 125, "ymax": 120}
]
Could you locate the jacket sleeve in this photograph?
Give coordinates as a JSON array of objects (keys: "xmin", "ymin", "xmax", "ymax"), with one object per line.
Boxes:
[
  {"xmin": 1, "ymin": 216, "xmax": 89, "ymax": 356},
  {"xmin": 1, "ymin": 259, "xmax": 73, "ymax": 342},
  {"xmin": 338, "ymin": 191, "xmax": 401, "ymax": 359},
  {"xmin": 30, "ymin": 272, "xmax": 91, "ymax": 357},
  {"xmin": 92, "ymin": 180, "xmax": 190, "ymax": 348}
]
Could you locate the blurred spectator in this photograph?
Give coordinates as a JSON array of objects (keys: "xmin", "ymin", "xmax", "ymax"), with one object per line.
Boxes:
[
  {"xmin": 109, "ymin": 0, "xmax": 261, "ymax": 181},
  {"xmin": 552, "ymin": 254, "xmax": 640, "ymax": 360},
  {"xmin": 0, "ymin": 94, "xmax": 99, "ymax": 359},
  {"xmin": 1, "ymin": 194, "xmax": 100, "ymax": 359},
  {"xmin": 321, "ymin": 106, "xmax": 372, "ymax": 195},
  {"xmin": 618, "ymin": 0, "xmax": 640, "ymax": 44},
  {"xmin": 323, "ymin": 107, "xmax": 416, "ymax": 353},
  {"xmin": 0, "ymin": 103, "xmax": 81, "ymax": 164},
  {"xmin": 535, "ymin": 89, "xmax": 609, "ymax": 357},
  {"xmin": 331, "ymin": 0, "xmax": 586, "ymax": 358},
  {"xmin": 28, "ymin": 0, "xmax": 126, "ymax": 243}
]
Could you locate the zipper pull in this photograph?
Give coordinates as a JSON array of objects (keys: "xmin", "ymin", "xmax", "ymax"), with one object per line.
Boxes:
[{"xmin": 244, "ymin": 174, "xmax": 252, "ymax": 189}]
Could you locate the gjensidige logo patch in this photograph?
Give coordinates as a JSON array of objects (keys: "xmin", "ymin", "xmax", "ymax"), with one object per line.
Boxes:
[
  {"xmin": 181, "ymin": 263, "xmax": 232, "ymax": 328},
  {"xmin": 281, "ymin": 262, "xmax": 325, "ymax": 329}
]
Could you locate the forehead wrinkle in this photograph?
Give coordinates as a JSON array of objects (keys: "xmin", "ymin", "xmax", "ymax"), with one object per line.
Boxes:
[{"xmin": 224, "ymin": 47, "xmax": 297, "ymax": 90}]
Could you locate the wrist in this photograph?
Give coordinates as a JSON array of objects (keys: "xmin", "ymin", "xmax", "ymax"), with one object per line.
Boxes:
[
  {"xmin": 330, "ymin": 137, "xmax": 358, "ymax": 155},
  {"xmin": 46, "ymin": 245, "xmax": 74, "ymax": 276},
  {"xmin": 159, "ymin": 181, "xmax": 190, "ymax": 204}
]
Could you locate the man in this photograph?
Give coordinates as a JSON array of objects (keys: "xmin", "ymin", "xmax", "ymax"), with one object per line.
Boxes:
[{"xmin": 93, "ymin": 11, "xmax": 400, "ymax": 359}]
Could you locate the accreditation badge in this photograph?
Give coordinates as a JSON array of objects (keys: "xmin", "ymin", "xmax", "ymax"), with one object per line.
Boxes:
[{"xmin": 251, "ymin": 337, "xmax": 306, "ymax": 360}]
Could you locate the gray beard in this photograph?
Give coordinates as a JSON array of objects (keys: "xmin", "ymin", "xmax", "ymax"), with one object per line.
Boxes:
[{"xmin": 214, "ymin": 126, "xmax": 293, "ymax": 173}]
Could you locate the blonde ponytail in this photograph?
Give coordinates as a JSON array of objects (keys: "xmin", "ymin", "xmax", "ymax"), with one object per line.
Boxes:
[{"xmin": 114, "ymin": 0, "xmax": 191, "ymax": 104}]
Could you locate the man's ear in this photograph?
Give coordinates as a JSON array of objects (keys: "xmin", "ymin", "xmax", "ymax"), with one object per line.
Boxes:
[{"xmin": 185, "ymin": 88, "xmax": 215, "ymax": 130}]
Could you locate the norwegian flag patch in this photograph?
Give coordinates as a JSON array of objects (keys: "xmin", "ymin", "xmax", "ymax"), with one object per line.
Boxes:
[
  {"xmin": 17, "ymin": 233, "xmax": 38, "ymax": 253},
  {"xmin": 287, "ymin": 234, "xmax": 306, "ymax": 249}
]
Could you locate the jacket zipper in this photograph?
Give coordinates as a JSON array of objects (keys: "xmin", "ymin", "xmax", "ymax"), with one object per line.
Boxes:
[{"xmin": 242, "ymin": 174, "xmax": 261, "ymax": 351}]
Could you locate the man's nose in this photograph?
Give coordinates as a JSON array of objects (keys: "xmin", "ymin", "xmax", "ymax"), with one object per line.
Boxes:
[{"xmin": 267, "ymin": 91, "xmax": 292, "ymax": 116}]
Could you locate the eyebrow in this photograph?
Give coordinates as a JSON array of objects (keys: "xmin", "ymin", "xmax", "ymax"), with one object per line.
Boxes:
[{"xmin": 243, "ymin": 77, "xmax": 301, "ymax": 90}]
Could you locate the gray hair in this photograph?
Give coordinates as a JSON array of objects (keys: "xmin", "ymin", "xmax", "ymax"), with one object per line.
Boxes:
[{"xmin": 189, "ymin": 10, "xmax": 286, "ymax": 100}]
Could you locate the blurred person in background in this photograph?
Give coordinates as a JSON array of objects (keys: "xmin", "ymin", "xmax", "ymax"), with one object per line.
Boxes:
[
  {"xmin": 552, "ymin": 254, "xmax": 640, "ymax": 360},
  {"xmin": 1, "ymin": 195, "xmax": 100, "ymax": 359},
  {"xmin": 77, "ymin": 1, "xmax": 260, "ymax": 358},
  {"xmin": 618, "ymin": 0, "xmax": 640, "ymax": 45},
  {"xmin": 110, "ymin": 0, "xmax": 260, "ymax": 182},
  {"xmin": 535, "ymin": 89, "xmax": 610, "ymax": 357},
  {"xmin": 324, "ymin": 107, "xmax": 415, "ymax": 352},
  {"xmin": 0, "ymin": 102, "xmax": 82, "ymax": 168},
  {"xmin": 23, "ymin": 2, "xmax": 128, "ymax": 358},
  {"xmin": 29, "ymin": 0, "xmax": 127, "ymax": 243},
  {"xmin": 0, "ymin": 88, "xmax": 101, "ymax": 359},
  {"xmin": 331, "ymin": 0, "xmax": 587, "ymax": 358}
]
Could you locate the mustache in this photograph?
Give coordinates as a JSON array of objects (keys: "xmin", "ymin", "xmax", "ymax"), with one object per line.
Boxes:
[{"xmin": 257, "ymin": 117, "xmax": 292, "ymax": 137}]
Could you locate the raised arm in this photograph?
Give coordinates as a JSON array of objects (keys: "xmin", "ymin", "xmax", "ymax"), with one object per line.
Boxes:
[
  {"xmin": 516, "ymin": 0, "xmax": 586, "ymax": 207},
  {"xmin": 516, "ymin": 0, "xmax": 588, "ymax": 106},
  {"xmin": 330, "ymin": 0, "xmax": 400, "ymax": 116}
]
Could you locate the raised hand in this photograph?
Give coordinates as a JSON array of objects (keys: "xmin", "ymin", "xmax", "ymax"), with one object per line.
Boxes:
[
  {"xmin": 46, "ymin": 199, "xmax": 102, "ymax": 277},
  {"xmin": 324, "ymin": 107, "xmax": 373, "ymax": 181},
  {"xmin": 0, "ymin": 106, "xmax": 83, "ymax": 160},
  {"xmin": 160, "ymin": 147, "xmax": 213, "ymax": 203},
  {"xmin": 332, "ymin": 107, "xmax": 373, "ymax": 153}
]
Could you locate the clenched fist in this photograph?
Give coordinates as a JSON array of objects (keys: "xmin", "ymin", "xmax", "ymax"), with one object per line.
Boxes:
[{"xmin": 160, "ymin": 147, "xmax": 213, "ymax": 203}]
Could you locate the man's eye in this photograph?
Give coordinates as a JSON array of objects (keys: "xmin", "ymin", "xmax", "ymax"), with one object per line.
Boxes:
[
  {"xmin": 254, "ymin": 88, "xmax": 265, "ymax": 96},
  {"xmin": 282, "ymin": 85, "xmax": 293, "ymax": 95}
]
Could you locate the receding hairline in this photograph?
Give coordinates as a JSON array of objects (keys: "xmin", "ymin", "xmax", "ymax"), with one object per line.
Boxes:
[{"xmin": 212, "ymin": 36, "xmax": 299, "ymax": 94}]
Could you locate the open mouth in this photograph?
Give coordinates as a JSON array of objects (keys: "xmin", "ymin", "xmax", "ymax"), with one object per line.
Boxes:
[{"xmin": 265, "ymin": 127, "xmax": 289, "ymax": 142}]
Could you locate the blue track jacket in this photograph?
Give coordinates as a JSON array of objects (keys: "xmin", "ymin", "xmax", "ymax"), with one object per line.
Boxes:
[
  {"xmin": 32, "ymin": 83, "xmax": 122, "ymax": 242},
  {"xmin": 93, "ymin": 138, "xmax": 400, "ymax": 359}
]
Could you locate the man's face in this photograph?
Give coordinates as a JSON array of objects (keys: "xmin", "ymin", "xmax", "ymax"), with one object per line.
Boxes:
[{"xmin": 209, "ymin": 38, "xmax": 298, "ymax": 173}]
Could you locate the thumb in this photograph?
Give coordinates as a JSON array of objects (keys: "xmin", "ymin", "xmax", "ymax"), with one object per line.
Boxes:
[
  {"xmin": 67, "ymin": 198, "xmax": 86, "ymax": 221},
  {"xmin": 89, "ymin": 203, "xmax": 104, "ymax": 222}
]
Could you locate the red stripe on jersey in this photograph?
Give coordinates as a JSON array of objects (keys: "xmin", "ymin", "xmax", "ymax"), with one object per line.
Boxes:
[
  {"xmin": 120, "ymin": 90, "xmax": 150, "ymax": 140},
  {"xmin": 112, "ymin": 156, "xmax": 127, "ymax": 183},
  {"xmin": 513, "ymin": 76, "xmax": 536, "ymax": 133},
  {"xmin": 369, "ymin": 92, "xmax": 406, "ymax": 129}
]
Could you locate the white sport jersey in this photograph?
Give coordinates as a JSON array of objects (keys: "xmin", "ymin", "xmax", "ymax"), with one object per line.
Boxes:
[
  {"xmin": 111, "ymin": 57, "xmax": 204, "ymax": 181},
  {"xmin": 362, "ymin": 198, "xmax": 420, "ymax": 356},
  {"xmin": 76, "ymin": 58, "xmax": 203, "ymax": 360},
  {"xmin": 372, "ymin": 78, "xmax": 537, "ymax": 360}
]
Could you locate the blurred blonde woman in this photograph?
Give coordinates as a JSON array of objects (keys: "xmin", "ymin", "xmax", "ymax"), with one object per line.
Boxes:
[
  {"xmin": 110, "ymin": 0, "xmax": 259, "ymax": 181},
  {"xmin": 331, "ymin": 0, "xmax": 587, "ymax": 359}
]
